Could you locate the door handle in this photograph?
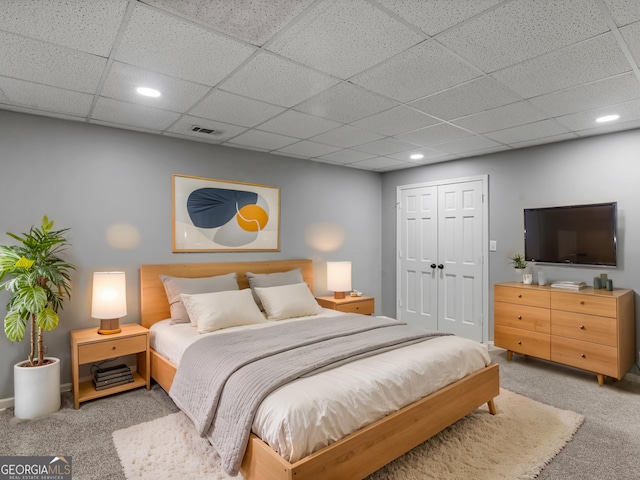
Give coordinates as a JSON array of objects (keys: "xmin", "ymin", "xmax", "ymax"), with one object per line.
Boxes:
[
  {"xmin": 437, "ymin": 264, "xmax": 444, "ymax": 269},
  {"xmin": 430, "ymin": 264, "xmax": 437, "ymax": 269}
]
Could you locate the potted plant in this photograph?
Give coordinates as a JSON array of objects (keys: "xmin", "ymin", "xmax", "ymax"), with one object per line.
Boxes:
[
  {"xmin": 0, "ymin": 216, "xmax": 75, "ymax": 418},
  {"xmin": 508, "ymin": 254, "xmax": 528, "ymax": 282}
]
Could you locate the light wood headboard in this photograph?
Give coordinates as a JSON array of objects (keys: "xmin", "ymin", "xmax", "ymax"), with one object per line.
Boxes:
[{"xmin": 140, "ymin": 259, "xmax": 314, "ymax": 328}]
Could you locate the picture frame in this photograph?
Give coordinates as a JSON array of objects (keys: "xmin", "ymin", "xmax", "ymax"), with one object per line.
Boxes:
[{"xmin": 172, "ymin": 174, "xmax": 280, "ymax": 252}]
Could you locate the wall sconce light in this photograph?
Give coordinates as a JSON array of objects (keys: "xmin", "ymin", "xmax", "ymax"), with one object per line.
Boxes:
[
  {"xmin": 92, "ymin": 272, "xmax": 127, "ymax": 335},
  {"xmin": 327, "ymin": 261, "xmax": 352, "ymax": 299}
]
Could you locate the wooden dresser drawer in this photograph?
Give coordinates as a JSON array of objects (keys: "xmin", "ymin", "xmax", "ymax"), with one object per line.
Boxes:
[
  {"xmin": 78, "ymin": 334, "xmax": 147, "ymax": 364},
  {"xmin": 551, "ymin": 337, "xmax": 618, "ymax": 377},
  {"xmin": 494, "ymin": 325, "xmax": 550, "ymax": 360},
  {"xmin": 494, "ymin": 285, "xmax": 550, "ymax": 308},
  {"xmin": 551, "ymin": 311, "xmax": 617, "ymax": 347},
  {"xmin": 551, "ymin": 292, "xmax": 616, "ymax": 318},
  {"xmin": 337, "ymin": 299, "xmax": 374, "ymax": 315},
  {"xmin": 494, "ymin": 302, "xmax": 550, "ymax": 333}
]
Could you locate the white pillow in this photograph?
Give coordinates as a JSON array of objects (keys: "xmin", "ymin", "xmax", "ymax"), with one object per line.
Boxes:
[
  {"xmin": 254, "ymin": 283, "xmax": 322, "ymax": 320},
  {"xmin": 180, "ymin": 289, "xmax": 267, "ymax": 333}
]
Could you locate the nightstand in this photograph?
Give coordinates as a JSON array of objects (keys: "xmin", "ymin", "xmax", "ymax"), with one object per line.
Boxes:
[
  {"xmin": 316, "ymin": 295, "xmax": 375, "ymax": 315},
  {"xmin": 70, "ymin": 323, "xmax": 150, "ymax": 409}
]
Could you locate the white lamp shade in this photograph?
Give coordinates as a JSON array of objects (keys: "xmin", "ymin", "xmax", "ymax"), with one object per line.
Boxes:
[
  {"xmin": 91, "ymin": 272, "xmax": 127, "ymax": 319},
  {"xmin": 327, "ymin": 261, "xmax": 352, "ymax": 292}
]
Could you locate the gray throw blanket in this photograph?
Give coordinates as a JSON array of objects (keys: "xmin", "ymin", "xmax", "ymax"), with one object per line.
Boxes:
[{"xmin": 169, "ymin": 314, "xmax": 451, "ymax": 475}]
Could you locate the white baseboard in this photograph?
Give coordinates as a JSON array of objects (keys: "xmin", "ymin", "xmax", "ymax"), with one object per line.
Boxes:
[{"xmin": 0, "ymin": 383, "xmax": 71, "ymax": 411}]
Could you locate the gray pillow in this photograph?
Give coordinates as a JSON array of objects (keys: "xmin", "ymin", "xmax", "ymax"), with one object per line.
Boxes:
[
  {"xmin": 246, "ymin": 268, "xmax": 304, "ymax": 310},
  {"xmin": 160, "ymin": 273, "xmax": 238, "ymax": 324}
]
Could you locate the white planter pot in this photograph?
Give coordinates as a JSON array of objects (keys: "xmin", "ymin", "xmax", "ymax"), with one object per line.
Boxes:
[{"xmin": 14, "ymin": 357, "xmax": 61, "ymax": 419}]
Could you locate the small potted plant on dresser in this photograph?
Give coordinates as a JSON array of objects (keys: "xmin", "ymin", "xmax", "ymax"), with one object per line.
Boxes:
[
  {"xmin": 0, "ymin": 216, "xmax": 75, "ymax": 419},
  {"xmin": 508, "ymin": 254, "xmax": 528, "ymax": 283}
]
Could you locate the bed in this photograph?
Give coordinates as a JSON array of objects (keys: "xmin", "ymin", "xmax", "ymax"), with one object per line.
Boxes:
[{"xmin": 140, "ymin": 259, "xmax": 499, "ymax": 480}]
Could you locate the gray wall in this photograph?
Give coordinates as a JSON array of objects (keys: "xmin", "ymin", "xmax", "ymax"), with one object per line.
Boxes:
[
  {"xmin": 381, "ymin": 129, "xmax": 640, "ymax": 374},
  {"xmin": 0, "ymin": 110, "xmax": 382, "ymax": 399}
]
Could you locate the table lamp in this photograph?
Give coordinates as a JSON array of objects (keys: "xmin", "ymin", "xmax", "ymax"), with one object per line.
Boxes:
[{"xmin": 92, "ymin": 272, "xmax": 126, "ymax": 334}]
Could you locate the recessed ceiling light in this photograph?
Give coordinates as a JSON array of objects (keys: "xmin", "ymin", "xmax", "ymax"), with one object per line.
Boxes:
[
  {"xmin": 596, "ymin": 114, "xmax": 619, "ymax": 123},
  {"xmin": 410, "ymin": 153, "xmax": 424, "ymax": 160},
  {"xmin": 136, "ymin": 87, "xmax": 161, "ymax": 98}
]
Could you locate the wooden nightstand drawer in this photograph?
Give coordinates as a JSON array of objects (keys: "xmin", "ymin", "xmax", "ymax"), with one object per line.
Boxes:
[
  {"xmin": 494, "ymin": 285, "xmax": 550, "ymax": 308},
  {"xmin": 551, "ymin": 311, "xmax": 617, "ymax": 347},
  {"xmin": 494, "ymin": 302, "xmax": 550, "ymax": 333},
  {"xmin": 316, "ymin": 296, "xmax": 374, "ymax": 315},
  {"xmin": 78, "ymin": 334, "xmax": 147, "ymax": 364},
  {"xmin": 551, "ymin": 336, "xmax": 617, "ymax": 377},
  {"xmin": 551, "ymin": 292, "xmax": 616, "ymax": 318},
  {"xmin": 494, "ymin": 325, "xmax": 550, "ymax": 360},
  {"xmin": 336, "ymin": 299, "xmax": 374, "ymax": 315}
]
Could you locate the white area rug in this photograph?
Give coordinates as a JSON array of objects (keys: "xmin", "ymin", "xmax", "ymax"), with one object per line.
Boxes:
[{"xmin": 113, "ymin": 389, "xmax": 583, "ymax": 480}]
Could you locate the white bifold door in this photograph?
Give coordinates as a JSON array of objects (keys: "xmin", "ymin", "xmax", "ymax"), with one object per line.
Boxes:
[{"xmin": 397, "ymin": 178, "xmax": 487, "ymax": 342}]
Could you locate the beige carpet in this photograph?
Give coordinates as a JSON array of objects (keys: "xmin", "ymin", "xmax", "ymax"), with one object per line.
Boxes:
[{"xmin": 113, "ymin": 389, "xmax": 583, "ymax": 480}]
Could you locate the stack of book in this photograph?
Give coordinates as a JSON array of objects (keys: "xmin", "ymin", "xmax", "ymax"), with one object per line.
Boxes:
[
  {"xmin": 93, "ymin": 364, "xmax": 134, "ymax": 391},
  {"xmin": 550, "ymin": 281, "xmax": 587, "ymax": 291}
]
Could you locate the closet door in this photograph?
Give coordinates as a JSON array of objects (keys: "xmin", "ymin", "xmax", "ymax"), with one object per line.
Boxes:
[{"xmin": 397, "ymin": 178, "xmax": 485, "ymax": 342}]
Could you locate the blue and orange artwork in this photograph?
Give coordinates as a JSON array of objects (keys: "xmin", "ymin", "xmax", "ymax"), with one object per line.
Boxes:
[{"xmin": 173, "ymin": 175, "xmax": 280, "ymax": 252}]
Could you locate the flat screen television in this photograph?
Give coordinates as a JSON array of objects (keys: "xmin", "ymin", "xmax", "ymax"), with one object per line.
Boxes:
[{"xmin": 524, "ymin": 202, "xmax": 617, "ymax": 267}]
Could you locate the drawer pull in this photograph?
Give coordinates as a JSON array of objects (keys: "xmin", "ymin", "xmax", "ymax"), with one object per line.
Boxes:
[
  {"xmin": 518, "ymin": 341, "xmax": 522, "ymax": 345},
  {"xmin": 581, "ymin": 354, "xmax": 586, "ymax": 358},
  {"xmin": 518, "ymin": 294, "xmax": 522, "ymax": 298},
  {"xmin": 580, "ymin": 325, "xmax": 585, "ymax": 330},
  {"xmin": 112, "ymin": 346, "xmax": 116, "ymax": 350},
  {"xmin": 580, "ymin": 301, "xmax": 585, "ymax": 305},
  {"xmin": 517, "ymin": 315, "xmax": 522, "ymax": 320}
]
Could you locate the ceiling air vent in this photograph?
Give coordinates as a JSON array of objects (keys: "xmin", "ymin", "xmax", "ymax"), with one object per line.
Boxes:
[{"xmin": 191, "ymin": 125, "xmax": 225, "ymax": 136}]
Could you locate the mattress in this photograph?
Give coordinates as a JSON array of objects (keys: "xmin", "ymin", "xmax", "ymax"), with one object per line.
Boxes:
[{"xmin": 150, "ymin": 310, "xmax": 491, "ymax": 462}]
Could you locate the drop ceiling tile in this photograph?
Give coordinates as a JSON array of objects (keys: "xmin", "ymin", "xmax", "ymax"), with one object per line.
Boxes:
[
  {"xmin": 91, "ymin": 97, "xmax": 181, "ymax": 131},
  {"xmin": 317, "ymin": 149, "xmax": 376, "ymax": 164},
  {"xmin": 396, "ymin": 123, "xmax": 473, "ymax": 146},
  {"xmin": 0, "ymin": 0, "xmax": 127, "ymax": 56},
  {"xmin": 602, "ymin": 0, "xmax": 640, "ymax": 27},
  {"xmin": 352, "ymin": 137, "xmax": 418, "ymax": 155},
  {"xmin": 555, "ymin": 98, "xmax": 640, "ymax": 131},
  {"xmin": 386, "ymin": 147, "xmax": 448, "ymax": 162},
  {"xmin": 351, "ymin": 41, "xmax": 480, "ymax": 103},
  {"xmin": 0, "ymin": 77, "xmax": 93, "ymax": 117},
  {"xmin": 528, "ymin": 73, "xmax": 640, "ymax": 118},
  {"xmin": 485, "ymin": 119, "xmax": 570, "ymax": 144},
  {"xmin": 438, "ymin": 0, "xmax": 608, "ymax": 72},
  {"xmin": 311, "ymin": 125, "xmax": 384, "ymax": 148},
  {"xmin": 115, "ymin": 4, "xmax": 256, "ymax": 86},
  {"xmin": 295, "ymin": 83, "xmax": 398, "ymax": 124},
  {"xmin": 452, "ymin": 101, "xmax": 548, "ymax": 134},
  {"xmin": 410, "ymin": 76, "xmax": 522, "ymax": 121},
  {"xmin": 257, "ymin": 110, "xmax": 341, "ymax": 138},
  {"xmin": 348, "ymin": 156, "xmax": 408, "ymax": 171},
  {"xmin": 143, "ymin": 0, "xmax": 314, "ymax": 46},
  {"xmin": 220, "ymin": 52, "xmax": 339, "ymax": 107},
  {"xmin": 376, "ymin": 162, "xmax": 416, "ymax": 172},
  {"xmin": 166, "ymin": 115, "xmax": 248, "ymax": 142},
  {"xmin": 434, "ymin": 135, "xmax": 502, "ymax": 154},
  {"xmin": 189, "ymin": 90, "xmax": 284, "ymax": 127},
  {"xmin": 101, "ymin": 62, "xmax": 211, "ymax": 113},
  {"xmin": 350, "ymin": 106, "xmax": 439, "ymax": 136},
  {"xmin": 376, "ymin": 0, "xmax": 503, "ymax": 36},
  {"xmin": 621, "ymin": 21, "xmax": 640, "ymax": 65},
  {"xmin": 575, "ymin": 118, "xmax": 640, "ymax": 137},
  {"xmin": 0, "ymin": 31, "xmax": 106, "ymax": 93},
  {"xmin": 492, "ymin": 34, "xmax": 631, "ymax": 99},
  {"xmin": 267, "ymin": 0, "xmax": 423, "ymax": 79},
  {"xmin": 509, "ymin": 133, "xmax": 578, "ymax": 149},
  {"xmin": 0, "ymin": 104, "xmax": 85, "ymax": 123},
  {"xmin": 274, "ymin": 140, "xmax": 342, "ymax": 158},
  {"xmin": 226, "ymin": 129, "xmax": 299, "ymax": 150}
]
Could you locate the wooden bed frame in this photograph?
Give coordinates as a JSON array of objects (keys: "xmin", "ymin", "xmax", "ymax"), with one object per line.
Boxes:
[{"xmin": 140, "ymin": 259, "xmax": 499, "ymax": 480}]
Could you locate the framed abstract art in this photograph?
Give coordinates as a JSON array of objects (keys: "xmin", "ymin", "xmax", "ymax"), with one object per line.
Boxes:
[{"xmin": 172, "ymin": 174, "xmax": 280, "ymax": 252}]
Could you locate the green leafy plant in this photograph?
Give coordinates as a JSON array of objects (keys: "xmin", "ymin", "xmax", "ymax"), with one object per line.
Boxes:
[
  {"xmin": 0, "ymin": 216, "xmax": 75, "ymax": 367},
  {"xmin": 508, "ymin": 254, "xmax": 528, "ymax": 269}
]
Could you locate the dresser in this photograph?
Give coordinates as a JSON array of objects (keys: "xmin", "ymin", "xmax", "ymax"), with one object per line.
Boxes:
[{"xmin": 494, "ymin": 282, "xmax": 635, "ymax": 386}]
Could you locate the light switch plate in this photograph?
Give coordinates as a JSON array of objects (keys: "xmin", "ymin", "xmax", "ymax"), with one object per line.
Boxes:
[{"xmin": 489, "ymin": 240, "xmax": 497, "ymax": 251}]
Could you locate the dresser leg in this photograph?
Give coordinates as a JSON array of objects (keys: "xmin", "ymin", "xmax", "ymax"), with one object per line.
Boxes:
[
  {"xmin": 597, "ymin": 374, "xmax": 604, "ymax": 386},
  {"xmin": 507, "ymin": 350, "xmax": 513, "ymax": 362},
  {"xmin": 487, "ymin": 399, "xmax": 497, "ymax": 415}
]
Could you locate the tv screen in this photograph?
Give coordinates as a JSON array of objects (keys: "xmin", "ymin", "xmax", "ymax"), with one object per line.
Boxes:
[{"xmin": 524, "ymin": 202, "xmax": 617, "ymax": 267}]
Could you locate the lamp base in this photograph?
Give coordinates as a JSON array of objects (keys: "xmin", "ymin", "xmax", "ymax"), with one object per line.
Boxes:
[
  {"xmin": 333, "ymin": 291, "xmax": 346, "ymax": 299},
  {"xmin": 97, "ymin": 318, "xmax": 121, "ymax": 335}
]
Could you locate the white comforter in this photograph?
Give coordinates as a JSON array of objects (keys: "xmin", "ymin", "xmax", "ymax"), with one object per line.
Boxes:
[{"xmin": 150, "ymin": 310, "xmax": 491, "ymax": 462}]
